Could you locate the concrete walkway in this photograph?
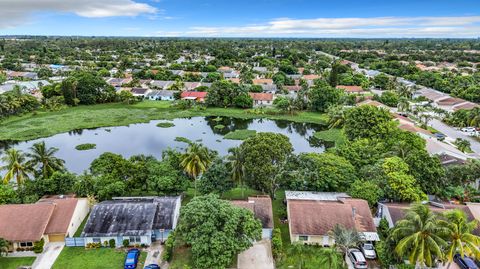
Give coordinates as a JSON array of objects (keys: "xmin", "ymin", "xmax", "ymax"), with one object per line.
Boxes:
[
  {"xmin": 144, "ymin": 242, "xmax": 163, "ymax": 268},
  {"xmin": 32, "ymin": 242, "xmax": 64, "ymax": 269},
  {"xmin": 237, "ymin": 240, "xmax": 274, "ymax": 269}
]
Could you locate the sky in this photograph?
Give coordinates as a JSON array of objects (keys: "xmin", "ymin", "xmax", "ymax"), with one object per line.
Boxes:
[{"xmin": 0, "ymin": 0, "xmax": 479, "ymax": 38}]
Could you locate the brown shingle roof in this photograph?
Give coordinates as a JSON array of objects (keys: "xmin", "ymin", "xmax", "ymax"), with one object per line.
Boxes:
[
  {"xmin": 0, "ymin": 204, "xmax": 55, "ymax": 242},
  {"xmin": 336, "ymin": 85, "xmax": 364, "ymax": 93},
  {"xmin": 249, "ymin": 92, "xmax": 273, "ymax": 101},
  {"xmin": 288, "ymin": 199, "xmax": 376, "ymax": 235},
  {"xmin": 231, "ymin": 196, "xmax": 274, "ymax": 229},
  {"xmin": 40, "ymin": 198, "xmax": 78, "ymax": 235}
]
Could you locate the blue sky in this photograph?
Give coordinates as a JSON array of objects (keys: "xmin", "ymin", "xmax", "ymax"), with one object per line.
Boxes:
[{"xmin": 0, "ymin": 0, "xmax": 479, "ymax": 37}]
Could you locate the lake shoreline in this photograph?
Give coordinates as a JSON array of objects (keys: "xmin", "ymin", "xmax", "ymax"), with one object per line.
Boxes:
[{"xmin": 0, "ymin": 101, "xmax": 328, "ymax": 142}]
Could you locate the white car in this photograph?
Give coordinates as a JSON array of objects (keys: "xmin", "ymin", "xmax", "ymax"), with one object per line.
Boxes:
[
  {"xmin": 461, "ymin": 127, "xmax": 476, "ymax": 133},
  {"xmin": 360, "ymin": 243, "xmax": 377, "ymax": 259},
  {"xmin": 347, "ymin": 248, "xmax": 368, "ymax": 269}
]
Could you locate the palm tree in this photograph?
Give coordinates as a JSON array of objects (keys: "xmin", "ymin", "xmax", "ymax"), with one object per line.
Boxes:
[
  {"xmin": 439, "ymin": 209, "xmax": 480, "ymax": 266},
  {"xmin": 1, "ymin": 149, "xmax": 31, "ymax": 185},
  {"xmin": 454, "ymin": 138, "xmax": 472, "ymax": 153},
  {"xmin": 180, "ymin": 143, "xmax": 213, "ymax": 196},
  {"xmin": 27, "ymin": 141, "xmax": 65, "ymax": 178},
  {"xmin": 391, "ymin": 203, "xmax": 447, "ymax": 267},
  {"xmin": 397, "ymin": 97, "xmax": 410, "ymax": 113},
  {"xmin": 316, "ymin": 247, "xmax": 345, "ymax": 269},
  {"xmin": 327, "ymin": 105, "xmax": 348, "ymax": 129},
  {"xmin": 227, "ymin": 147, "xmax": 246, "ymax": 198},
  {"xmin": 329, "ymin": 224, "xmax": 361, "ymax": 254}
]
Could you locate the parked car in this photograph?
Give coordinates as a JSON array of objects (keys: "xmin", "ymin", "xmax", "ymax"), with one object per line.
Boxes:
[
  {"xmin": 124, "ymin": 248, "xmax": 140, "ymax": 269},
  {"xmin": 435, "ymin": 132, "xmax": 446, "ymax": 141},
  {"xmin": 461, "ymin": 127, "xmax": 476, "ymax": 133},
  {"xmin": 359, "ymin": 242, "xmax": 376, "ymax": 259},
  {"xmin": 347, "ymin": 248, "xmax": 368, "ymax": 269},
  {"xmin": 454, "ymin": 254, "xmax": 479, "ymax": 269},
  {"xmin": 145, "ymin": 265, "xmax": 161, "ymax": 269}
]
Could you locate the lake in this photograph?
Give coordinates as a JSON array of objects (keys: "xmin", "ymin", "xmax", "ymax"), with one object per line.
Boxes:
[{"xmin": 0, "ymin": 116, "xmax": 328, "ymax": 174}]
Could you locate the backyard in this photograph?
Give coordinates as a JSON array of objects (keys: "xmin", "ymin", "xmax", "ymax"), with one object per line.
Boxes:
[
  {"xmin": 0, "ymin": 257, "xmax": 36, "ymax": 269},
  {"xmin": 51, "ymin": 247, "xmax": 147, "ymax": 269}
]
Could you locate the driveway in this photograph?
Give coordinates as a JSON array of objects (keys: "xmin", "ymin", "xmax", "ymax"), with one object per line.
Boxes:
[
  {"xmin": 32, "ymin": 242, "xmax": 64, "ymax": 269},
  {"xmin": 237, "ymin": 240, "xmax": 274, "ymax": 269},
  {"xmin": 144, "ymin": 242, "xmax": 163, "ymax": 268}
]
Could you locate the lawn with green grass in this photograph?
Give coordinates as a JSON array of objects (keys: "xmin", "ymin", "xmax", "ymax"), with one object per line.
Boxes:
[
  {"xmin": 52, "ymin": 247, "xmax": 147, "ymax": 269},
  {"xmin": 0, "ymin": 256, "xmax": 36, "ymax": 269},
  {"xmin": 0, "ymin": 101, "xmax": 327, "ymax": 142},
  {"xmin": 313, "ymin": 128, "xmax": 347, "ymax": 147},
  {"xmin": 73, "ymin": 213, "xmax": 89, "ymax": 237},
  {"xmin": 223, "ymin": 129, "xmax": 257, "ymax": 140}
]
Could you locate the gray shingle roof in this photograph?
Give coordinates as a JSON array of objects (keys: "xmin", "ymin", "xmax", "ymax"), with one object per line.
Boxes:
[{"xmin": 82, "ymin": 196, "xmax": 180, "ymax": 237}]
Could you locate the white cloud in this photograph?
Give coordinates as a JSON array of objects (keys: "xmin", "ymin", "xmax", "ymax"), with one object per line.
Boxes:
[
  {"xmin": 183, "ymin": 16, "xmax": 480, "ymax": 38},
  {"xmin": 0, "ymin": 0, "xmax": 158, "ymax": 28}
]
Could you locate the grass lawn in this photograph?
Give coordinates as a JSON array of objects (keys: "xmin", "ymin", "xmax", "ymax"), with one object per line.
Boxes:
[
  {"xmin": 52, "ymin": 247, "xmax": 147, "ymax": 269},
  {"xmin": 0, "ymin": 256, "xmax": 36, "ymax": 269},
  {"xmin": 313, "ymin": 128, "xmax": 347, "ymax": 147},
  {"xmin": 168, "ymin": 245, "xmax": 193, "ymax": 269},
  {"xmin": 73, "ymin": 213, "xmax": 89, "ymax": 237},
  {"xmin": 0, "ymin": 101, "xmax": 327, "ymax": 141},
  {"xmin": 223, "ymin": 129, "xmax": 257, "ymax": 140}
]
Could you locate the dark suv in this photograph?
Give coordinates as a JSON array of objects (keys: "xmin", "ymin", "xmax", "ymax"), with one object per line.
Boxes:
[{"xmin": 454, "ymin": 254, "xmax": 479, "ymax": 269}]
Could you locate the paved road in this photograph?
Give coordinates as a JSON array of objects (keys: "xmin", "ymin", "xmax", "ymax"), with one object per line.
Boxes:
[
  {"xmin": 430, "ymin": 119, "xmax": 480, "ymax": 155},
  {"xmin": 237, "ymin": 240, "xmax": 275, "ymax": 269},
  {"xmin": 32, "ymin": 242, "xmax": 64, "ymax": 269}
]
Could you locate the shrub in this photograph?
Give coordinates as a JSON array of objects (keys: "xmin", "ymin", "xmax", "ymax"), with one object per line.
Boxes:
[
  {"xmin": 103, "ymin": 241, "xmax": 109, "ymax": 247},
  {"xmin": 271, "ymin": 228, "xmax": 283, "ymax": 259},
  {"xmin": 162, "ymin": 232, "xmax": 175, "ymax": 262},
  {"xmin": 109, "ymin": 239, "xmax": 116, "ymax": 248},
  {"xmin": 33, "ymin": 238, "xmax": 45, "ymax": 254},
  {"xmin": 122, "ymin": 239, "xmax": 130, "ymax": 248}
]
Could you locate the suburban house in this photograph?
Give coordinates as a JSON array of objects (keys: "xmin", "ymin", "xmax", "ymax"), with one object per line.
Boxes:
[
  {"xmin": 336, "ymin": 85, "xmax": 365, "ymax": 94},
  {"xmin": 377, "ymin": 201, "xmax": 480, "ymax": 235},
  {"xmin": 230, "ymin": 196, "xmax": 274, "ymax": 239},
  {"xmin": 0, "ymin": 196, "xmax": 89, "ymax": 252},
  {"xmin": 286, "ymin": 191, "xmax": 379, "ymax": 245},
  {"xmin": 150, "ymin": 80, "xmax": 174, "ymax": 90},
  {"xmin": 106, "ymin": 77, "xmax": 132, "ymax": 87},
  {"xmin": 181, "ymin": 91, "xmax": 207, "ymax": 102},
  {"xmin": 252, "ymin": 78, "xmax": 274, "ymax": 85},
  {"xmin": 249, "ymin": 92, "xmax": 274, "ymax": 106},
  {"xmin": 146, "ymin": 90, "xmax": 174, "ymax": 101},
  {"xmin": 131, "ymin": 88, "xmax": 150, "ymax": 97},
  {"xmin": 81, "ymin": 196, "xmax": 181, "ymax": 246}
]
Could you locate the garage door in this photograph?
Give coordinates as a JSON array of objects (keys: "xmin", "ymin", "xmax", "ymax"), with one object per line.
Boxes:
[{"xmin": 49, "ymin": 234, "xmax": 65, "ymax": 242}]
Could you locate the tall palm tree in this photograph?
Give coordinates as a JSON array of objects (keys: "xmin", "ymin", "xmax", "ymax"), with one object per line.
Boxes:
[
  {"xmin": 27, "ymin": 141, "xmax": 65, "ymax": 178},
  {"xmin": 1, "ymin": 149, "xmax": 31, "ymax": 185},
  {"xmin": 391, "ymin": 203, "xmax": 447, "ymax": 267},
  {"xmin": 227, "ymin": 147, "xmax": 246, "ymax": 198},
  {"xmin": 180, "ymin": 143, "xmax": 213, "ymax": 196},
  {"xmin": 316, "ymin": 247, "xmax": 345, "ymax": 269},
  {"xmin": 439, "ymin": 209, "xmax": 480, "ymax": 265},
  {"xmin": 397, "ymin": 97, "xmax": 410, "ymax": 113},
  {"xmin": 327, "ymin": 105, "xmax": 347, "ymax": 129}
]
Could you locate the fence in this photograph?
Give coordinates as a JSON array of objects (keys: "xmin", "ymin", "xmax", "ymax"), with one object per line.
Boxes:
[{"xmin": 65, "ymin": 237, "xmax": 85, "ymax": 247}]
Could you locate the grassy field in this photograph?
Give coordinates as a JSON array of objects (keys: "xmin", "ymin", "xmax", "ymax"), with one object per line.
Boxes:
[
  {"xmin": 0, "ymin": 101, "xmax": 328, "ymax": 141},
  {"xmin": 313, "ymin": 128, "xmax": 347, "ymax": 147},
  {"xmin": 52, "ymin": 247, "xmax": 147, "ymax": 269},
  {"xmin": 73, "ymin": 213, "xmax": 89, "ymax": 237},
  {"xmin": 0, "ymin": 256, "xmax": 36, "ymax": 269}
]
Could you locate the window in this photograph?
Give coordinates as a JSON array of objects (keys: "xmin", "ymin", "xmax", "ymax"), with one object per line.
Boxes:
[
  {"xmin": 20, "ymin": 242, "xmax": 33, "ymax": 247},
  {"xmin": 298, "ymin": 236, "xmax": 308, "ymax": 241},
  {"xmin": 129, "ymin": 236, "xmax": 142, "ymax": 243},
  {"xmin": 92, "ymin": 238, "xmax": 101, "ymax": 243}
]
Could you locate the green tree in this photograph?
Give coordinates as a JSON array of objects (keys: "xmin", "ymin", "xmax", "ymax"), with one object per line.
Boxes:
[
  {"xmin": 344, "ymin": 105, "xmax": 395, "ymax": 140},
  {"xmin": 198, "ymin": 159, "xmax": 233, "ymax": 195},
  {"xmin": 348, "ymin": 180, "xmax": 383, "ymax": 208},
  {"xmin": 391, "ymin": 203, "xmax": 446, "ymax": 267},
  {"xmin": 454, "ymin": 138, "xmax": 472, "ymax": 153},
  {"xmin": 146, "ymin": 161, "xmax": 187, "ymax": 195},
  {"xmin": 308, "ymin": 81, "xmax": 344, "ymax": 112},
  {"xmin": 0, "ymin": 238, "xmax": 8, "ymax": 257},
  {"xmin": 382, "ymin": 157, "xmax": 426, "ymax": 202},
  {"xmin": 330, "ymin": 224, "xmax": 361, "ymax": 254},
  {"xmin": 0, "ymin": 184, "xmax": 19, "ymax": 204},
  {"xmin": 226, "ymin": 147, "xmax": 246, "ymax": 197},
  {"xmin": 232, "ymin": 93, "xmax": 253, "ymax": 108},
  {"xmin": 180, "ymin": 143, "xmax": 214, "ymax": 196},
  {"xmin": 240, "ymin": 133, "xmax": 293, "ymax": 197},
  {"xmin": 1, "ymin": 149, "xmax": 31, "ymax": 185},
  {"xmin": 439, "ymin": 209, "xmax": 480, "ymax": 263},
  {"xmin": 176, "ymin": 195, "xmax": 262, "ymax": 269},
  {"xmin": 205, "ymin": 80, "xmax": 238, "ymax": 107},
  {"xmin": 27, "ymin": 141, "xmax": 65, "ymax": 179}
]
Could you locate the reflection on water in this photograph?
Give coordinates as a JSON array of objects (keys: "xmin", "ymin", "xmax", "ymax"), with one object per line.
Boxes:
[{"xmin": 1, "ymin": 116, "xmax": 329, "ymax": 174}]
